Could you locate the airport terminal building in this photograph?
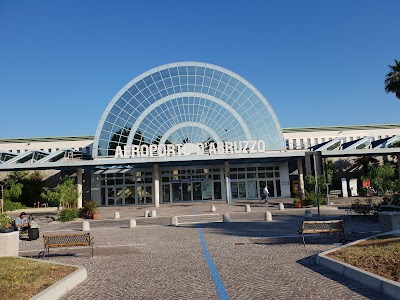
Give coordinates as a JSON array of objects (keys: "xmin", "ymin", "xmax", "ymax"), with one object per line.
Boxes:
[{"xmin": 1, "ymin": 62, "xmax": 400, "ymax": 207}]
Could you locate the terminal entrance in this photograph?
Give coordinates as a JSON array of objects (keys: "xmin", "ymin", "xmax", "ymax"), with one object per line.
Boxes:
[{"xmin": 98, "ymin": 164, "xmax": 284, "ymax": 205}]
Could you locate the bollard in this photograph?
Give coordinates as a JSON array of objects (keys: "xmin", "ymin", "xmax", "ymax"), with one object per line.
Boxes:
[
  {"xmin": 210, "ymin": 205, "xmax": 216, "ymax": 212},
  {"xmin": 129, "ymin": 219, "xmax": 137, "ymax": 228},
  {"xmin": 279, "ymin": 203, "xmax": 285, "ymax": 210},
  {"xmin": 151, "ymin": 210, "xmax": 157, "ymax": 217},
  {"xmin": 144, "ymin": 210, "xmax": 149, "ymax": 217},
  {"xmin": 264, "ymin": 211, "xmax": 272, "ymax": 222},
  {"xmin": 304, "ymin": 210, "xmax": 312, "ymax": 218},
  {"xmin": 223, "ymin": 213, "xmax": 230, "ymax": 222},
  {"xmin": 82, "ymin": 220, "xmax": 90, "ymax": 231},
  {"xmin": 245, "ymin": 204, "xmax": 251, "ymax": 212},
  {"xmin": 114, "ymin": 212, "xmax": 120, "ymax": 219},
  {"xmin": 171, "ymin": 216, "xmax": 178, "ymax": 226}
]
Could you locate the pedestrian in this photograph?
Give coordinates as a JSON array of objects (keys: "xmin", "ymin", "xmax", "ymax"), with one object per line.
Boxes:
[
  {"xmin": 15, "ymin": 212, "xmax": 30, "ymax": 237},
  {"xmin": 262, "ymin": 186, "xmax": 269, "ymax": 204}
]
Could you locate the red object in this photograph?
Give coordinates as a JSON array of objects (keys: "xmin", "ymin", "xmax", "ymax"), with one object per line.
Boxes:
[{"xmin": 362, "ymin": 179, "xmax": 371, "ymax": 188}]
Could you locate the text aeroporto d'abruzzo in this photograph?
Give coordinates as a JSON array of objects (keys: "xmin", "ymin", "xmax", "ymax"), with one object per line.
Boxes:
[{"xmin": 114, "ymin": 140, "xmax": 267, "ymax": 158}]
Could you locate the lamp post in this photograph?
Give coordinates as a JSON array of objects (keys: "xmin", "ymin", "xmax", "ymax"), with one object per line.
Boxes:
[{"xmin": 313, "ymin": 154, "xmax": 320, "ymax": 217}]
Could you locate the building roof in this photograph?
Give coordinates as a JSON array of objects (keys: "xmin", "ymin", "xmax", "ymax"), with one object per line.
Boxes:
[{"xmin": 93, "ymin": 62, "xmax": 285, "ymax": 157}]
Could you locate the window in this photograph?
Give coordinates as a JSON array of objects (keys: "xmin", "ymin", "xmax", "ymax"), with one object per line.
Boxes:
[
  {"xmin": 307, "ymin": 138, "xmax": 311, "ymax": 147},
  {"xmin": 314, "ymin": 138, "xmax": 318, "ymax": 145},
  {"xmin": 350, "ymin": 137, "xmax": 354, "ymax": 141},
  {"xmin": 292, "ymin": 139, "xmax": 297, "ymax": 149},
  {"xmin": 299, "ymin": 139, "xmax": 304, "ymax": 149},
  {"xmin": 285, "ymin": 139, "xmax": 289, "ymax": 149},
  {"xmin": 17, "ymin": 150, "xmax": 20, "ymax": 153},
  {"xmin": 321, "ymin": 138, "xmax": 325, "ymax": 143},
  {"xmin": 48, "ymin": 149, "xmax": 51, "ymax": 152}
]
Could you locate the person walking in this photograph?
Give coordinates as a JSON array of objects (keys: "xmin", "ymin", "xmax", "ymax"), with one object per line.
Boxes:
[{"xmin": 262, "ymin": 186, "xmax": 269, "ymax": 204}]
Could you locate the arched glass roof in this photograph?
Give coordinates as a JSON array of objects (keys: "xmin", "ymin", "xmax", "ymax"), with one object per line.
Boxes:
[{"xmin": 93, "ymin": 62, "xmax": 284, "ymax": 157}]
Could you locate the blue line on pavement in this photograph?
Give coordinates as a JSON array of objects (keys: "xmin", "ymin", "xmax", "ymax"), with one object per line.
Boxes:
[
  {"xmin": 197, "ymin": 227, "xmax": 230, "ymax": 300},
  {"xmin": 193, "ymin": 206, "xmax": 229, "ymax": 299}
]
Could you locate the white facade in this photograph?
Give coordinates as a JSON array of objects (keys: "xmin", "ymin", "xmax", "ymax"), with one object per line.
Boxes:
[{"xmin": 283, "ymin": 124, "xmax": 400, "ymax": 150}]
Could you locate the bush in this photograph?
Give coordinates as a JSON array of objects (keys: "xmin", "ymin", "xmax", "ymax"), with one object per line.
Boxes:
[
  {"xmin": 3, "ymin": 200, "xmax": 26, "ymax": 212},
  {"xmin": 303, "ymin": 191, "xmax": 327, "ymax": 206},
  {"xmin": 380, "ymin": 194, "xmax": 400, "ymax": 207},
  {"xmin": 0, "ymin": 214, "xmax": 13, "ymax": 229},
  {"xmin": 59, "ymin": 209, "xmax": 79, "ymax": 222},
  {"xmin": 79, "ymin": 200, "xmax": 98, "ymax": 219}
]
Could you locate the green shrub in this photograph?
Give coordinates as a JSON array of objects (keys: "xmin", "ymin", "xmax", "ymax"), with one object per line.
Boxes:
[
  {"xmin": 380, "ymin": 194, "xmax": 400, "ymax": 207},
  {"xmin": 0, "ymin": 214, "xmax": 13, "ymax": 229},
  {"xmin": 303, "ymin": 191, "xmax": 327, "ymax": 206},
  {"xmin": 59, "ymin": 209, "xmax": 79, "ymax": 222},
  {"xmin": 3, "ymin": 200, "xmax": 26, "ymax": 212}
]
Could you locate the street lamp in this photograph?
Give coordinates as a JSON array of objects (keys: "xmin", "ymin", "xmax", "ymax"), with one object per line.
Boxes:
[{"xmin": 313, "ymin": 154, "xmax": 320, "ymax": 217}]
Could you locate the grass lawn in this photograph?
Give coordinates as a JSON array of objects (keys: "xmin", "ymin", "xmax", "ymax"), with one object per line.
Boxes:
[
  {"xmin": 0, "ymin": 257, "xmax": 76, "ymax": 300},
  {"xmin": 326, "ymin": 235, "xmax": 400, "ymax": 282}
]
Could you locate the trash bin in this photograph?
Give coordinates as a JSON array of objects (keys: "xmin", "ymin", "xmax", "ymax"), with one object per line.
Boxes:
[
  {"xmin": 28, "ymin": 220, "xmax": 40, "ymax": 241},
  {"xmin": 28, "ymin": 228, "xmax": 39, "ymax": 240}
]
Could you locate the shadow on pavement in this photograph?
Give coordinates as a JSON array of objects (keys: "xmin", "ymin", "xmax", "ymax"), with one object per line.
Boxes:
[{"xmin": 296, "ymin": 254, "xmax": 390, "ymax": 300}]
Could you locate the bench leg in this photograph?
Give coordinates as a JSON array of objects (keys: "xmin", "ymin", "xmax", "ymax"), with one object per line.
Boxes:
[{"xmin": 299, "ymin": 234, "xmax": 306, "ymax": 246}]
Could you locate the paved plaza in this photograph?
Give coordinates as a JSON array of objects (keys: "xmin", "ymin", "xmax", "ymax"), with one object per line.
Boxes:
[{"xmin": 19, "ymin": 199, "xmax": 391, "ymax": 299}]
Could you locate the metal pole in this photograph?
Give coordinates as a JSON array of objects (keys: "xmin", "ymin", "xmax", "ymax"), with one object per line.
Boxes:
[
  {"xmin": 313, "ymin": 154, "xmax": 320, "ymax": 217},
  {"xmin": 0, "ymin": 185, "xmax": 3, "ymax": 215}
]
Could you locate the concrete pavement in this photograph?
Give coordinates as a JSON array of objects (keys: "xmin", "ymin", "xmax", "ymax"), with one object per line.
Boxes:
[{"xmin": 19, "ymin": 199, "xmax": 390, "ymax": 299}]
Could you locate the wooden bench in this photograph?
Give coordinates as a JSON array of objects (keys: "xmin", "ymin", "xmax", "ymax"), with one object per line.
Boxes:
[
  {"xmin": 329, "ymin": 190, "xmax": 341, "ymax": 197},
  {"xmin": 297, "ymin": 220, "xmax": 345, "ymax": 246},
  {"xmin": 41, "ymin": 232, "xmax": 94, "ymax": 258}
]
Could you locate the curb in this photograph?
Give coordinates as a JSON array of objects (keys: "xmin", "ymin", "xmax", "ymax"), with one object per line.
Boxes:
[
  {"xmin": 15, "ymin": 257, "xmax": 87, "ymax": 300},
  {"xmin": 316, "ymin": 231, "xmax": 400, "ymax": 300}
]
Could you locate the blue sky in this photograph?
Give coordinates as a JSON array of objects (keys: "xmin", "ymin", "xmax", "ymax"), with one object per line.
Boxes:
[{"xmin": 0, "ymin": 0, "xmax": 399, "ymax": 138}]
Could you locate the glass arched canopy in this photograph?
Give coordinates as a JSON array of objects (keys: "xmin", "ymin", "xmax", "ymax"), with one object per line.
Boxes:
[{"xmin": 93, "ymin": 62, "xmax": 284, "ymax": 157}]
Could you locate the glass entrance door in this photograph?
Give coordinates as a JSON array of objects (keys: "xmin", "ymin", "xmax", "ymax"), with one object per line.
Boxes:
[
  {"xmin": 247, "ymin": 181, "xmax": 256, "ymax": 198},
  {"xmin": 193, "ymin": 182, "xmax": 202, "ymax": 201},
  {"xmin": 231, "ymin": 181, "xmax": 247, "ymax": 199},
  {"xmin": 162, "ymin": 184, "xmax": 171, "ymax": 203},
  {"xmin": 172, "ymin": 183, "xmax": 182, "ymax": 201},
  {"xmin": 182, "ymin": 183, "xmax": 192, "ymax": 201}
]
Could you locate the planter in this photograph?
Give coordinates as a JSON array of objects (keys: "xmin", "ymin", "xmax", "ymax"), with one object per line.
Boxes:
[
  {"xmin": 0, "ymin": 231, "xmax": 19, "ymax": 257},
  {"xmin": 92, "ymin": 213, "xmax": 99, "ymax": 220},
  {"xmin": 294, "ymin": 202, "xmax": 302, "ymax": 208},
  {"xmin": 0, "ymin": 227, "xmax": 14, "ymax": 233},
  {"xmin": 378, "ymin": 212, "xmax": 400, "ymax": 232}
]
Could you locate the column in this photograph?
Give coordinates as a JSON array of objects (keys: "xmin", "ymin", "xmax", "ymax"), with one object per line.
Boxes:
[
  {"xmin": 154, "ymin": 164, "xmax": 160, "ymax": 208},
  {"xmin": 305, "ymin": 152, "xmax": 312, "ymax": 176},
  {"xmin": 398, "ymin": 155, "xmax": 400, "ymax": 180},
  {"xmin": 297, "ymin": 158, "xmax": 305, "ymax": 194},
  {"xmin": 224, "ymin": 161, "xmax": 230, "ymax": 204},
  {"xmin": 77, "ymin": 168, "xmax": 83, "ymax": 209}
]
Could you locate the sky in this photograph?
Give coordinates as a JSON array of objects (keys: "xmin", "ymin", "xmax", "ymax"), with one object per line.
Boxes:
[{"xmin": 0, "ymin": 0, "xmax": 399, "ymax": 139}]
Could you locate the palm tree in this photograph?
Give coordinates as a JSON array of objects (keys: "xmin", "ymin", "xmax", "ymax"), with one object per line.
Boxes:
[{"xmin": 384, "ymin": 59, "xmax": 400, "ymax": 99}]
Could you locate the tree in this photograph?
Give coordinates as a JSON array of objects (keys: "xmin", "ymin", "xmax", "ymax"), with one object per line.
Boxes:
[
  {"xmin": 369, "ymin": 164, "xmax": 396, "ymax": 195},
  {"xmin": 354, "ymin": 156, "xmax": 379, "ymax": 177},
  {"xmin": 21, "ymin": 171, "xmax": 43, "ymax": 207},
  {"xmin": 384, "ymin": 59, "xmax": 400, "ymax": 99},
  {"xmin": 41, "ymin": 176, "xmax": 78, "ymax": 208}
]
